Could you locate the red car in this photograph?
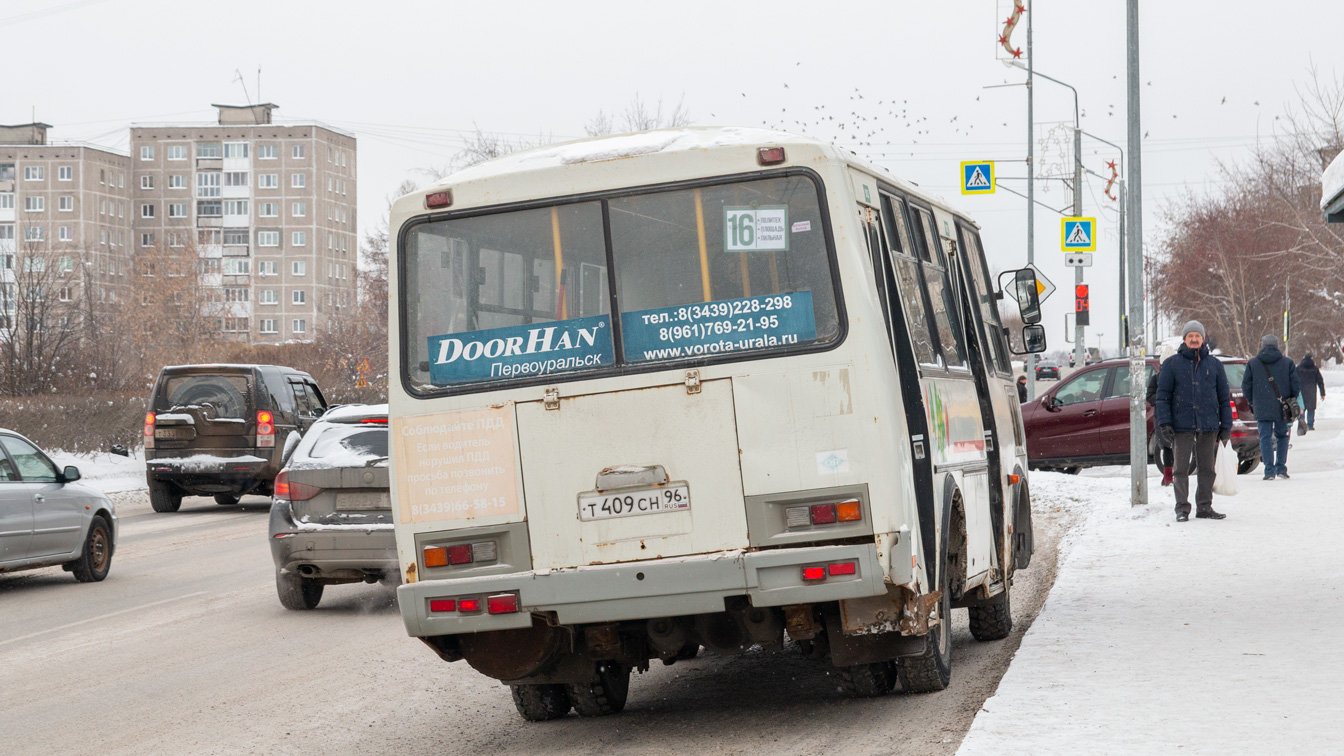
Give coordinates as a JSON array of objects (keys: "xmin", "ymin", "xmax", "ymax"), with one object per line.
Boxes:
[{"xmin": 1021, "ymin": 358, "xmax": 1261, "ymax": 475}]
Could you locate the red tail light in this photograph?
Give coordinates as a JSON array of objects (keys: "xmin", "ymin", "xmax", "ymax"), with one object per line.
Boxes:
[
  {"xmin": 359, "ymin": 418, "xmax": 388, "ymax": 424},
  {"xmin": 457, "ymin": 597, "xmax": 482, "ymax": 613},
  {"xmin": 144, "ymin": 412, "xmax": 155, "ymax": 449},
  {"xmin": 828, "ymin": 562, "xmax": 857, "ymax": 577},
  {"xmin": 757, "ymin": 147, "xmax": 786, "ymax": 165},
  {"xmin": 1230, "ymin": 400, "xmax": 1239, "ymax": 420},
  {"xmin": 447, "ymin": 544, "xmax": 474, "ymax": 565},
  {"xmin": 429, "ymin": 599, "xmax": 456, "ymax": 613},
  {"xmin": 273, "ymin": 471, "xmax": 320, "ymax": 501},
  {"xmin": 809, "ymin": 504, "xmax": 837, "ymax": 525},
  {"xmin": 487, "ymin": 594, "xmax": 519, "ymax": 614},
  {"xmin": 801, "ymin": 566, "xmax": 826, "ymax": 581},
  {"xmin": 425, "ymin": 190, "xmax": 452, "ymax": 209},
  {"xmin": 257, "ymin": 410, "xmax": 275, "ymax": 448}
]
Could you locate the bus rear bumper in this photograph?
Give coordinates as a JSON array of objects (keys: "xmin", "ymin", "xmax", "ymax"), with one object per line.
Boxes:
[{"xmin": 398, "ymin": 542, "xmax": 885, "ymax": 638}]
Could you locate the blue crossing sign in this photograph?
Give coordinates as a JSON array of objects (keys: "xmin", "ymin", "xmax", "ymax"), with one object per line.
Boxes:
[
  {"xmin": 1061, "ymin": 217, "xmax": 1096, "ymax": 251},
  {"xmin": 960, "ymin": 161, "xmax": 995, "ymax": 195}
]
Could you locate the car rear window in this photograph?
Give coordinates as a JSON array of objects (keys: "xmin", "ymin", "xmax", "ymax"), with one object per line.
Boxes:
[
  {"xmin": 1223, "ymin": 363, "xmax": 1245, "ymax": 389},
  {"xmin": 308, "ymin": 426, "xmax": 389, "ymax": 462},
  {"xmin": 156, "ymin": 374, "xmax": 252, "ymax": 419}
]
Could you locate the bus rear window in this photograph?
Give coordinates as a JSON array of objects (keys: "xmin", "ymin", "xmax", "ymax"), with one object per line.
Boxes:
[{"xmin": 402, "ymin": 174, "xmax": 839, "ymax": 392}]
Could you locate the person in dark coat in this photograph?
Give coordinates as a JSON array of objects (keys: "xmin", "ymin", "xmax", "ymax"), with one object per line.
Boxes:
[
  {"xmin": 1017, "ymin": 375, "xmax": 1028, "ymax": 403},
  {"xmin": 1297, "ymin": 353, "xmax": 1326, "ymax": 431},
  {"xmin": 1242, "ymin": 334, "xmax": 1301, "ymax": 480},
  {"xmin": 1156, "ymin": 320, "xmax": 1233, "ymax": 521}
]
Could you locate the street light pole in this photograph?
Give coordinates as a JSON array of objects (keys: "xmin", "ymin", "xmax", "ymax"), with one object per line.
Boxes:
[
  {"xmin": 1025, "ymin": 0, "xmax": 1037, "ymax": 401},
  {"xmin": 1127, "ymin": 0, "xmax": 1148, "ymax": 507}
]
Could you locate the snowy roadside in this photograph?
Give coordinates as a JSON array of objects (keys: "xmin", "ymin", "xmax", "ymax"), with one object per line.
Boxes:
[
  {"xmin": 49, "ymin": 449, "xmax": 147, "ymax": 494},
  {"xmin": 957, "ymin": 369, "xmax": 1344, "ymax": 755}
]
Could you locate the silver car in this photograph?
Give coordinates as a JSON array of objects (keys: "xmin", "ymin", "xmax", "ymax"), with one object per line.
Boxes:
[
  {"xmin": 0, "ymin": 428, "xmax": 117, "ymax": 582},
  {"xmin": 268, "ymin": 404, "xmax": 395, "ymax": 610}
]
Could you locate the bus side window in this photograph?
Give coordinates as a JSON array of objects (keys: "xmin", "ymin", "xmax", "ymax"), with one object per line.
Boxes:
[
  {"xmin": 956, "ymin": 224, "xmax": 1011, "ymax": 375},
  {"xmin": 860, "ymin": 207, "xmax": 894, "ymax": 348},
  {"xmin": 879, "ymin": 195, "xmax": 941, "ymax": 368}
]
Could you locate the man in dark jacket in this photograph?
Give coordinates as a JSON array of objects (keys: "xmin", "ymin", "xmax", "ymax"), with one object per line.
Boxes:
[
  {"xmin": 1297, "ymin": 353, "xmax": 1326, "ymax": 431},
  {"xmin": 1156, "ymin": 320, "xmax": 1233, "ymax": 521},
  {"xmin": 1017, "ymin": 375, "xmax": 1028, "ymax": 403},
  {"xmin": 1243, "ymin": 334, "xmax": 1301, "ymax": 479}
]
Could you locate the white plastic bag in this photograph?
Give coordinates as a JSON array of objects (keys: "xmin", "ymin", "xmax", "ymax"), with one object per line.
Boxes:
[{"xmin": 1213, "ymin": 443, "xmax": 1239, "ymax": 497}]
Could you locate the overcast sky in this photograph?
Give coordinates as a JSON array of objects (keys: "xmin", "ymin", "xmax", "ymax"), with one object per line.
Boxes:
[{"xmin": 7, "ymin": 0, "xmax": 1342, "ymax": 352}]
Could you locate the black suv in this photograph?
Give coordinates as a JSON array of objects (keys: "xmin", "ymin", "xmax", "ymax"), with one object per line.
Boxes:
[{"xmin": 144, "ymin": 365, "xmax": 328, "ymax": 512}]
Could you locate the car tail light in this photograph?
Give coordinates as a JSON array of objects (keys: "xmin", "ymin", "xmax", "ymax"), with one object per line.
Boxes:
[
  {"xmin": 758, "ymin": 147, "xmax": 786, "ymax": 165},
  {"xmin": 425, "ymin": 190, "xmax": 452, "ymax": 209},
  {"xmin": 273, "ymin": 471, "xmax": 320, "ymax": 501},
  {"xmin": 423, "ymin": 547, "xmax": 448, "ymax": 568},
  {"xmin": 359, "ymin": 418, "xmax": 387, "ymax": 424},
  {"xmin": 835, "ymin": 500, "xmax": 862, "ymax": 522},
  {"xmin": 457, "ymin": 597, "xmax": 482, "ymax": 613},
  {"xmin": 257, "ymin": 410, "xmax": 275, "ymax": 448},
  {"xmin": 1230, "ymin": 400, "xmax": 1239, "ymax": 420},
  {"xmin": 429, "ymin": 599, "xmax": 456, "ymax": 613},
  {"xmin": 801, "ymin": 566, "xmax": 826, "ymax": 581},
  {"xmin": 487, "ymin": 594, "xmax": 519, "ymax": 614},
  {"xmin": 828, "ymin": 561, "xmax": 857, "ymax": 577},
  {"xmin": 144, "ymin": 412, "xmax": 155, "ymax": 449}
]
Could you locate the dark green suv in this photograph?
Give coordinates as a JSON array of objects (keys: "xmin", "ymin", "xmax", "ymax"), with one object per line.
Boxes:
[{"xmin": 144, "ymin": 364, "xmax": 328, "ymax": 512}]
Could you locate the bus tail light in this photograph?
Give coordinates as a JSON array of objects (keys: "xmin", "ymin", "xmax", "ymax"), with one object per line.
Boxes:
[
  {"xmin": 828, "ymin": 561, "xmax": 857, "ymax": 577},
  {"xmin": 256, "ymin": 410, "xmax": 275, "ymax": 448},
  {"xmin": 273, "ymin": 471, "xmax": 320, "ymax": 501},
  {"xmin": 425, "ymin": 190, "xmax": 452, "ymax": 209},
  {"xmin": 487, "ymin": 594, "xmax": 519, "ymax": 614},
  {"xmin": 801, "ymin": 566, "xmax": 826, "ymax": 581},
  {"xmin": 143, "ymin": 412, "xmax": 155, "ymax": 449},
  {"xmin": 835, "ymin": 500, "xmax": 862, "ymax": 522},
  {"xmin": 424, "ymin": 541, "xmax": 499, "ymax": 569},
  {"xmin": 429, "ymin": 599, "xmax": 456, "ymax": 613},
  {"xmin": 786, "ymin": 500, "xmax": 863, "ymax": 528},
  {"xmin": 447, "ymin": 544, "xmax": 473, "ymax": 565},
  {"xmin": 423, "ymin": 547, "xmax": 449, "ymax": 568},
  {"xmin": 457, "ymin": 597, "xmax": 482, "ymax": 613},
  {"xmin": 758, "ymin": 147, "xmax": 786, "ymax": 165}
]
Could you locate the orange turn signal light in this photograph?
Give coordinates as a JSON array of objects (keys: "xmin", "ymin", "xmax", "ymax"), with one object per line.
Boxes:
[
  {"xmin": 835, "ymin": 499, "xmax": 862, "ymax": 522},
  {"xmin": 424, "ymin": 547, "xmax": 448, "ymax": 568},
  {"xmin": 1008, "ymin": 474, "xmax": 1021, "ymax": 485}
]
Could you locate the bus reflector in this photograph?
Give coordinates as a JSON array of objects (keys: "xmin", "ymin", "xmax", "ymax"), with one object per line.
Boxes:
[
  {"xmin": 457, "ymin": 597, "xmax": 482, "ymax": 613},
  {"xmin": 425, "ymin": 190, "xmax": 452, "ymax": 209},
  {"xmin": 758, "ymin": 147, "xmax": 786, "ymax": 165},
  {"xmin": 801, "ymin": 566, "xmax": 826, "ymax": 581},
  {"xmin": 835, "ymin": 500, "xmax": 862, "ymax": 522},
  {"xmin": 785, "ymin": 506, "xmax": 810, "ymax": 528},
  {"xmin": 487, "ymin": 594, "xmax": 519, "ymax": 614},
  {"xmin": 809, "ymin": 504, "xmax": 837, "ymax": 525},
  {"xmin": 429, "ymin": 599, "xmax": 456, "ymax": 613},
  {"xmin": 1008, "ymin": 474, "xmax": 1021, "ymax": 485},
  {"xmin": 828, "ymin": 562, "xmax": 857, "ymax": 577},
  {"xmin": 447, "ymin": 544, "xmax": 474, "ymax": 565},
  {"xmin": 424, "ymin": 547, "xmax": 448, "ymax": 568}
]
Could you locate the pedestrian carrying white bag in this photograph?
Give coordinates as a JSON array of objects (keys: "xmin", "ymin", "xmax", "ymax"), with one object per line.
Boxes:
[{"xmin": 1213, "ymin": 443, "xmax": 1239, "ymax": 496}]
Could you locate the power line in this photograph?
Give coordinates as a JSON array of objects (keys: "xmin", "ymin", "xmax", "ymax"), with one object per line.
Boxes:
[{"xmin": 0, "ymin": 0, "xmax": 112, "ymax": 28}]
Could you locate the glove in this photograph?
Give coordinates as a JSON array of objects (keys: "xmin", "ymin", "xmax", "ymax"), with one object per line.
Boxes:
[
  {"xmin": 1158, "ymin": 424, "xmax": 1175, "ymax": 446},
  {"xmin": 1218, "ymin": 427, "xmax": 1231, "ymax": 445}
]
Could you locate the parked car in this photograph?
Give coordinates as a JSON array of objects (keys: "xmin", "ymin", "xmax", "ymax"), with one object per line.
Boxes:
[
  {"xmin": 0, "ymin": 429, "xmax": 117, "ymax": 582},
  {"xmin": 1021, "ymin": 358, "xmax": 1261, "ymax": 474},
  {"xmin": 144, "ymin": 364, "xmax": 328, "ymax": 513},
  {"xmin": 268, "ymin": 404, "xmax": 395, "ymax": 610},
  {"xmin": 1036, "ymin": 362, "xmax": 1061, "ymax": 381}
]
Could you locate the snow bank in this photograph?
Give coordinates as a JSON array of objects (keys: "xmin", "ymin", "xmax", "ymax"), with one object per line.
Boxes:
[
  {"xmin": 1321, "ymin": 149, "xmax": 1344, "ymax": 211},
  {"xmin": 49, "ymin": 449, "xmax": 147, "ymax": 494}
]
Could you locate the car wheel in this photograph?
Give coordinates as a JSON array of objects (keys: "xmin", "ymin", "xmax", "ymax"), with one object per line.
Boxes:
[
  {"xmin": 148, "ymin": 480, "xmax": 182, "ymax": 513},
  {"xmin": 1237, "ymin": 456, "xmax": 1259, "ymax": 475},
  {"xmin": 968, "ymin": 583, "xmax": 1013, "ymax": 641},
  {"xmin": 510, "ymin": 684, "xmax": 572, "ymax": 721},
  {"xmin": 70, "ymin": 516, "xmax": 113, "ymax": 583},
  {"xmin": 214, "ymin": 493, "xmax": 241, "ymax": 506},
  {"xmin": 565, "ymin": 662, "xmax": 630, "ymax": 716},
  {"xmin": 275, "ymin": 569, "xmax": 323, "ymax": 610}
]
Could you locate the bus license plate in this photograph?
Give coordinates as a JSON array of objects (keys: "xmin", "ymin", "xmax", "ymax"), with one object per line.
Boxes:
[{"xmin": 578, "ymin": 484, "xmax": 690, "ymax": 522}]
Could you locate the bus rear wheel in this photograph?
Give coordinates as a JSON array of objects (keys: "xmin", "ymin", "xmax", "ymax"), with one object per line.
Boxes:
[
  {"xmin": 968, "ymin": 584, "xmax": 1013, "ymax": 642},
  {"xmin": 565, "ymin": 662, "xmax": 630, "ymax": 716},
  {"xmin": 838, "ymin": 661, "xmax": 897, "ymax": 697}
]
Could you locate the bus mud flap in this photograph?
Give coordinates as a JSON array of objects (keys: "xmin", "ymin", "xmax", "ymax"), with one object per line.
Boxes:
[
  {"xmin": 838, "ymin": 584, "xmax": 941, "ymax": 636},
  {"xmin": 825, "ymin": 611, "xmax": 925, "ymax": 666},
  {"xmin": 458, "ymin": 616, "xmax": 569, "ymax": 681}
]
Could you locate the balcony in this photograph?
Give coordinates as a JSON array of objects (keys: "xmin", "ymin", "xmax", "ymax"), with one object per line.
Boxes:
[
  {"xmin": 222, "ymin": 245, "xmax": 250, "ymax": 257},
  {"xmin": 196, "ymin": 158, "xmax": 222, "ymax": 171},
  {"xmin": 196, "ymin": 216, "xmax": 223, "ymax": 228}
]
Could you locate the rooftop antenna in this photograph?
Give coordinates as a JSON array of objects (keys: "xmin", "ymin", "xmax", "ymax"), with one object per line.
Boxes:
[
  {"xmin": 232, "ymin": 69, "xmax": 253, "ymax": 106},
  {"xmin": 256, "ymin": 67, "xmax": 261, "ymax": 104}
]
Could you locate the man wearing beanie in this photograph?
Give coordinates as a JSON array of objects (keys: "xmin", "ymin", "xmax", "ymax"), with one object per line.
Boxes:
[
  {"xmin": 1243, "ymin": 333, "xmax": 1300, "ymax": 479},
  {"xmin": 1156, "ymin": 321, "xmax": 1233, "ymax": 521}
]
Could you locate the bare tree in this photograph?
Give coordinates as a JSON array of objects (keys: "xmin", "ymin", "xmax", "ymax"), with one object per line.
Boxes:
[{"xmin": 0, "ymin": 240, "xmax": 86, "ymax": 396}]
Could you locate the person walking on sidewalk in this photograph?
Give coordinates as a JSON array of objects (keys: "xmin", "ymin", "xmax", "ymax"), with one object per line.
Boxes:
[
  {"xmin": 1147, "ymin": 341, "xmax": 1180, "ymax": 487},
  {"xmin": 1243, "ymin": 334, "xmax": 1301, "ymax": 480},
  {"xmin": 1297, "ymin": 352, "xmax": 1326, "ymax": 431},
  {"xmin": 1017, "ymin": 375, "xmax": 1028, "ymax": 403},
  {"xmin": 1156, "ymin": 321, "xmax": 1233, "ymax": 522}
]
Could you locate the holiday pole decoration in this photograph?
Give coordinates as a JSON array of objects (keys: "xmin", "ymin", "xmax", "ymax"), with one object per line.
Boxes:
[
  {"xmin": 1104, "ymin": 160, "xmax": 1119, "ymax": 201},
  {"xmin": 999, "ymin": 2, "xmax": 1025, "ymax": 59}
]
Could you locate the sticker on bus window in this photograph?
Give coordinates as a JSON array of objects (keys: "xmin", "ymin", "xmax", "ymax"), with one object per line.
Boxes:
[
  {"xmin": 725, "ymin": 206, "xmax": 789, "ymax": 251},
  {"xmin": 426, "ymin": 315, "xmax": 614, "ymax": 385},
  {"xmin": 391, "ymin": 407, "xmax": 520, "ymax": 523},
  {"xmin": 620, "ymin": 292, "xmax": 817, "ymax": 363}
]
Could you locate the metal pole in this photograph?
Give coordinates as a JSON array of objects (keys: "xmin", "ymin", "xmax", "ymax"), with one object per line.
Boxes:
[
  {"xmin": 1127, "ymin": 0, "xmax": 1148, "ymax": 507},
  {"xmin": 1025, "ymin": 0, "xmax": 1036, "ymax": 400},
  {"xmin": 1073, "ymin": 126, "xmax": 1085, "ymax": 368},
  {"xmin": 1118, "ymin": 178, "xmax": 1126, "ymax": 352}
]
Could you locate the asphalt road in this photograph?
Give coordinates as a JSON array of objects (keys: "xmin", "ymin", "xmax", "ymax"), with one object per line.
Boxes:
[{"xmin": 1, "ymin": 491, "xmax": 1073, "ymax": 756}]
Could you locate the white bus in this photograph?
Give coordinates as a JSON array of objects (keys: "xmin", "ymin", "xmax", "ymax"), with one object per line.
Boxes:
[{"xmin": 386, "ymin": 127, "xmax": 1047, "ymax": 720}]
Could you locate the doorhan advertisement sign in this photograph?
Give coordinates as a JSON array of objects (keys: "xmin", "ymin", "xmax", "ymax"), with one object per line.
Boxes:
[{"xmin": 427, "ymin": 315, "xmax": 614, "ymax": 385}]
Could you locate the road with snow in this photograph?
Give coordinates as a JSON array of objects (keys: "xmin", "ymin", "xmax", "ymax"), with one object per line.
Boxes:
[{"xmin": 2, "ymin": 487, "xmax": 1072, "ymax": 756}]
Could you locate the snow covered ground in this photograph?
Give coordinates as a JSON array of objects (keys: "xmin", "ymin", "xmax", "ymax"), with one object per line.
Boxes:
[
  {"xmin": 958, "ymin": 369, "xmax": 1344, "ymax": 755},
  {"xmin": 50, "ymin": 448, "xmax": 147, "ymax": 493}
]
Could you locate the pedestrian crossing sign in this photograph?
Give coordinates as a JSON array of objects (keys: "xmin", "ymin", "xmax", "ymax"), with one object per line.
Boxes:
[
  {"xmin": 1061, "ymin": 217, "xmax": 1096, "ymax": 251},
  {"xmin": 960, "ymin": 161, "xmax": 995, "ymax": 195}
]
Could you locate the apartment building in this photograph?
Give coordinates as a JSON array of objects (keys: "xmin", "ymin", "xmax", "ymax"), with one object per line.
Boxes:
[
  {"xmin": 0, "ymin": 122, "xmax": 134, "ymax": 330},
  {"xmin": 130, "ymin": 103, "xmax": 358, "ymax": 343}
]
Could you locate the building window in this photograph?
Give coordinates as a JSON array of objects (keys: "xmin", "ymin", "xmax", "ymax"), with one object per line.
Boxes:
[
  {"xmin": 169, "ymin": 174, "xmax": 186, "ymax": 189},
  {"xmin": 224, "ymin": 287, "xmax": 249, "ymax": 302},
  {"xmin": 24, "ymin": 196, "xmax": 44, "ymax": 212},
  {"xmin": 168, "ymin": 145, "xmax": 188, "ymax": 160},
  {"xmin": 57, "ymin": 286, "xmax": 72, "ymax": 302},
  {"xmin": 291, "ymin": 231, "xmax": 306, "ymax": 247},
  {"xmin": 141, "ymin": 175, "xmax": 154, "ymax": 190},
  {"xmin": 258, "ymin": 145, "xmax": 278, "ymax": 160},
  {"xmin": 222, "ymin": 199, "xmax": 249, "ymax": 216},
  {"xmin": 0, "ymin": 193, "xmax": 12, "ymax": 210},
  {"xmin": 223, "ymin": 142, "xmax": 249, "ymax": 159},
  {"xmin": 291, "ymin": 173, "xmax": 306, "ymax": 188},
  {"xmin": 118, "ymin": 202, "xmax": 124, "ymax": 218},
  {"xmin": 260, "ymin": 318, "xmax": 277, "ymax": 334},
  {"xmin": 58, "ymin": 196, "xmax": 73, "ymax": 212},
  {"xmin": 292, "ymin": 260, "xmax": 306, "ymax": 276},
  {"xmin": 140, "ymin": 146, "xmax": 154, "ymax": 161},
  {"xmin": 197, "ymin": 200, "xmax": 222, "ymax": 217},
  {"xmin": 258, "ymin": 173, "xmax": 278, "ymax": 189},
  {"xmin": 169, "ymin": 232, "xmax": 184, "ymax": 247},
  {"xmin": 257, "ymin": 230, "xmax": 280, "ymax": 247},
  {"xmin": 59, "ymin": 256, "xmax": 73, "ymax": 272},
  {"xmin": 118, "ymin": 173, "xmax": 124, "ymax": 188},
  {"xmin": 58, "ymin": 166, "xmax": 72, "ymax": 181},
  {"xmin": 258, "ymin": 202, "xmax": 278, "ymax": 217},
  {"xmin": 99, "ymin": 229, "xmax": 106, "ymax": 245},
  {"xmin": 292, "ymin": 145, "xmax": 305, "ymax": 159},
  {"xmin": 169, "ymin": 203, "xmax": 187, "ymax": 218},
  {"xmin": 197, "ymin": 172, "xmax": 221, "ymax": 198},
  {"xmin": 258, "ymin": 261, "xmax": 278, "ymax": 276},
  {"xmin": 141, "ymin": 203, "xmax": 155, "ymax": 218},
  {"xmin": 222, "ymin": 229, "xmax": 249, "ymax": 247},
  {"xmin": 58, "ymin": 226, "xmax": 71, "ymax": 242},
  {"xmin": 24, "ymin": 256, "xmax": 45, "ymax": 272},
  {"xmin": 292, "ymin": 318, "xmax": 306, "ymax": 334},
  {"xmin": 291, "ymin": 201, "xmax": 306, "ymax": 217},
  {"xmin": 198, "ymin": 142, "xmax": 221, "ymax": 158},
  {"xmin": 0, "ymin": 164, "xmax": 12, "ymax": 182},
  {"xmin": 292, "ymin": 289, "xmax": 306, "ymax": 305},
  {"xmin": 223, "ymin": 171, "xmax": 249, "ymax": 187},
  {"xmin": 259, "ymin": 289, "xmax": 277, "ymax": 304},
  {"xmin": 24, "ymin": 166, "xmax": 45, "ymax": 181},
  {"xmin": 140, "ymin": 232, "xmax": 154, "ymax": 247},
  {"xmin": 25, "ymin": 226, "xmax": 45, "ymax": 242},
  {"xmin": 100, "ymin": 200, "xmax": 106, "ymax": 215}
]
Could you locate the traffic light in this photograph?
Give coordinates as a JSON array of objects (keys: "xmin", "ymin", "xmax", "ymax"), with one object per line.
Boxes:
[{"xmin": 1075, "ymin": 284, "xmax": 1090, "ymax": 327}]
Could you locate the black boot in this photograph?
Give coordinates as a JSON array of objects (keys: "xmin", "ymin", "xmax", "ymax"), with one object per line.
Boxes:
[{"xmin": 1195, "ymin": 506, "xmax": 1227, "ymax": 520}]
